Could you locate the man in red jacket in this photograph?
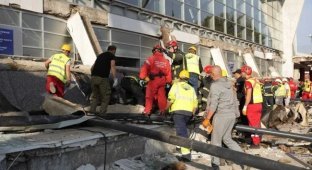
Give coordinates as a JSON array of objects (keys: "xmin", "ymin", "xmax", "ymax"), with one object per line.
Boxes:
[
  {"xmin": 139, "ymin": 44, "xmax": 172, "ymax": 116},
  {"xmin": 288, "ymin": 78, "xmax": 297, "ymax": 99}
]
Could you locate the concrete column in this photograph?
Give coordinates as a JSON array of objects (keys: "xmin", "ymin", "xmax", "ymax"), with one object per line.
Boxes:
[{"xmin": 282, "ymin": 0, "xmax": 304, "ymax": 77}]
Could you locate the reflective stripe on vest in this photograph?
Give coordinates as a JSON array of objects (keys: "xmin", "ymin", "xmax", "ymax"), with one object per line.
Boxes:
[
  {"xmin": 170, "ymin": 82, "xmax": 197, "ymax": 113},
  {"xmin": 304, "ymin": 81, "xmax": 311, "ymax": 92},
  {"xmin": 185, "ymin": 53, "xmax": 200, "ymax": 74},
  {"xmin": 275, "ymin": 85, "xmax": 286, "ymax": 97},
  {"xmin": 246, "ymin": 78, "xmax": 263, "ymax": 104},
  {"xmin": 47, "ymin": 53, "xmax": 70, "ymax": 83}
]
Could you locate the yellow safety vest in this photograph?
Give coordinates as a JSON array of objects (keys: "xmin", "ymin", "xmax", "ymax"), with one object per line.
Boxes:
[
  {"xmin": 304, "ymin": 80, "xmax": 311, "ymax": 92},
  {"xmin": 185, "ymin": 53, "xmax": 200, "ymax": 75},
  {"xmin": 168, "ymin": 81, "xmax": 198, "ymax": 113},
  {"xmin": 275, "ymin": 85, "xmax": 286, "ymax": 97},
  {"xmin": 47, "ymin": 53, "xmax": 70, "ymax": 83},
  {"xmin": 246, "ymin": 78, "xmax": 263, "ymax": 104}
]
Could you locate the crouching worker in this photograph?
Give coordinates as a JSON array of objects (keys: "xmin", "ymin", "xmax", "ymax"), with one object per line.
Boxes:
[{"xmin": 167, "ymin": 70, "xmax": 198, "ymax": 161}]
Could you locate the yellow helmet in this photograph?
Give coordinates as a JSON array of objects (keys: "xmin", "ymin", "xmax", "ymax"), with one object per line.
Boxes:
[
  {"xmin": 222, "ymin": 69, "xmax": 228, "ymax": 77},
  {"xmin": 188, "ymin": 46, "xmax": 197, "ymax": 52},
  {"xmin": 61, "ymin": 44, "xmax": 71, "ymax": 52},
  {"xmin": 179, "ymin": 70, "xmax": 190, "ymax": 79}
]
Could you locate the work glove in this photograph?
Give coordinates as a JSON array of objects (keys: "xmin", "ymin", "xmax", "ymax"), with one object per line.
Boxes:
[
  {"xmin": 201, "ymin": 118, "xmax": 213, "ymax": 134},
  {"xmin": 113, "ymin": 78, "xmax": 118, "ymax": 88},
  {"xmin": 242, "ymin": 105, "xmax": 247, "ymax": 116},
  {"xmin": 139, "ymin": 79, "xmax": 146, "ymax": 87}
]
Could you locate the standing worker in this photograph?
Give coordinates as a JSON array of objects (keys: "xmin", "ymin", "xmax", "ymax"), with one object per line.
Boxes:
[
  {"xmin": 241, "ymin": 65, "xmax": 263, "ymax": 149},
  {"xmin": 302, "ymin": 74, "xmax": 311, "ymax": 100},
  {"xmin": 283, "ymin": 78, "xmax": 291, "ymax": 107},
  {"xmin": 185, "ymin": 46, "xmax": 203, "ymax": 92},
  {"xmin": 139, "ymin": 44, "xmax": 172, "ymax": 116},
  {"xmin": 288, "ymin": 78, "xmax": 298, "ymax": 99},
  {"xmin": 262, "ymin": 78, "xmax": 274, "ymax": 112},
  {"xmin": 167, "ymin": 70, "xmax": 197, "ymax": 160},
  {"xmin": 45, "ymin": 44, "xmax": 72, "ymax": 98},
  {"xmin": 89, "ymin": 45, "xmax": 118, "ymax": 116},
  {"xmin": 272, "ymin": 78, "xmax": 286, "ymax": 106},
  {"xmin": 166, "ymin": 40, "xmax": 187, "ymax": 81},
  {"xmin": 205, "ymin": 66, "xmax": 242, "ymax": 169}
]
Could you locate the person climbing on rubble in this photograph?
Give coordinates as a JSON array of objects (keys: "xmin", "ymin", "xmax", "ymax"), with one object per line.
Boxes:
[
  {"xmin": 283, "ymin": 78, "xmax": 291, "ymax": 107},
  {"xmin": 198, "ymin": 65, "xmax": 214, "ymax": 112},
  {"xmin": 165, "ymin": 40, "xmax": 187, "ymax": 82},
  {"xmin": 205, "ymin": 65, "xmax": 243, "ymax": 169},
  {"xmin": 241, "ymin": 65, "xmax": 263, "ymax": 149},
  {"xmin": 272, "ymin": 78, "xmax": 286, "ymax": 106},
  {"xmin": 45, "ymin": 44, "xmax": 72, "ymax": 98},
  {"xmin": 139, "ymin": 44, "xmax": 172, "ymax": 116},
  {"xmin": 185, "ymin": 46, "xmax": 203, "ymax": 92},
  {"xmin": 167, "ymin": 70, "xmax": 197, "ymax": 161},
  {"xmin": 89, "ymin": 45, "xmax": 118, "ymax": 116}
]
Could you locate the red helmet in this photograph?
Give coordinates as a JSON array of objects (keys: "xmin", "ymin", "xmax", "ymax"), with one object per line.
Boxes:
[
  {"xmin": 152, "ymin": 44, "xmax": 163, "ymax": 53},
  {"xmin": 167, "ymin": 40, "xmax": 178, "ymax": 48},
  {"xmin": 204, "ymin": 65, "xmax": 213, "ymax": 74},
  {"xmin": 241, "ymin": 65, "xmax": 252, "ymax": 75}
]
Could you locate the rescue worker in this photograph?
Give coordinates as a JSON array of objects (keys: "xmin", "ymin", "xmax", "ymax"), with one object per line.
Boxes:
[
  {"xmin": 90, "ymin": 45, "xmax": 118, "ymax": 115},
  {"xmin": 185, "ymin": 46, "xmax": 203, "ymax": 92},
  {"xmin": 45, "ymin": 44, "xmax": 72, "ymax": 98},
  {"xmin": 198, "ymin": 65, "xmax": 214, "ymax": 112},
  {"xmin": 139, "ymin": 44, "xmax": 172, "ymax": 116},
  {"xmin": 302, "ymin": 75, "xmax": 311, "ymax": 100},
  {"xmin": 272, "ymin": 78, "xmax": 286, "ymax": 106},
  {"xmin": 289, "ymin": 78, "xmax": 298, "ymax": 99},
  {"xmin": 166, "ymin": 40, "xmax": 187, "ymax": 81},
  {"xmin": 233, "ymin": 69, "xmax": 247, "ymax": 124},
  {"xmin": 283, "ymin": 78, "xmax": 291, "ymax": 107},
  {"xmin": 167, "ymin": 70, "xmax": 197, "ymax": 160},
  {"xmin": 241, "ymin": 65, "xmax": 263, "ymax": 148},
  {"xmin": 205, "ymin": 66, "xmax": 243, "ymax": 169},
  {"xmin": 262, "ymin": 78, "xmax": 274, "ymax": 112}
]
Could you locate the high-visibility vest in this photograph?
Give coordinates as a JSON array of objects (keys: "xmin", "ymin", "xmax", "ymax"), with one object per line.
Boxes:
[
  {"xmin": 168, "ymin": 81, "xmax": 198, "ymax": 112},
  {"xmin": 284, "ymin": 83, "xmax": 291, "ymax": 97},
  {"xmin": 246, "ymin": 78, "xmax": 263, "ymax": 104},
  {"xmin": 47, "ymin": 53, "xmax": 70, "ymax": 83},
  {"xmin": 304, "ymin": 80, "xmax": 311, "ymax": 92},
  {"xmin": 185, "ymin": 53, "xmax": 200, "ymax": 75},
  {"xmin": 274, "ymin": 85, "xmax": 286, "ymax": 97}
]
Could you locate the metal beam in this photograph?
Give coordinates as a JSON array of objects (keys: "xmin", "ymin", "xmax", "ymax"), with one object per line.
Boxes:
[
  {"xmin": 86, "ymin": 119, "xmax": 303, "ymax": 170},
  {"xmin": 235, "ymin": 125, "xmax": 312, "ymax": 142}
]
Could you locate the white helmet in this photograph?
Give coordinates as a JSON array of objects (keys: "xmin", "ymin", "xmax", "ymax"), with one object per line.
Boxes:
[
  {"xmin": 282, "ymin": 78, "xmax": 288, "ymax": 82},
  {"xmin": 276, "ymin": 79, "xmax": 282, "ymax": 83}
]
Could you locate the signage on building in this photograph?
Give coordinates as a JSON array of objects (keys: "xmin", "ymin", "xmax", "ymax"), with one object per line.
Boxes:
[{"xmin": 0, "ymin": 28, "xmax": 14, "ymax": 55}]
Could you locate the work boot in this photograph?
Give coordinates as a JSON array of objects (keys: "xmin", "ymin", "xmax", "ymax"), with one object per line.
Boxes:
[{"xmin": 49, "ymin": 82, "xmax": 56, "ymax": 94}]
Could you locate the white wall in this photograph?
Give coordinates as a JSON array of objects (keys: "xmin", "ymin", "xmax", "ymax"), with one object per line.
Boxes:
[{"xmin": 0, "ymin": 0, "xmax": 43, "ymax": 13}]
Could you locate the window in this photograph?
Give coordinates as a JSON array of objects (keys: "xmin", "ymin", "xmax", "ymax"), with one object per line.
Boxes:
[
  {"xmin": 246, "ymin": 4, "xmax": 253, "ymax": 17},
  {"xmin": 254, "ymin": 32, "xmax": 260, "ymax": 44},
  {"xmin": 236, "ymin": 0, "xmax": 245, "ymax": 13},
  {"xmin": 200, "ymin": 0, "xmax": 209, "ymax": 11},
  {"xmin": 22, "ymin": 13, "xmax": 41, "ymax": 30},
  {"xmin": 215, "ymin": 17, "xmax": 224, "ymax": 32},
  {"xmin": 112, "ymin": 30, "xmax": 140, "ymax": 45},
  {"xmin": 227, "ymin": 21, "xmax": 235, "ymax": 36},
  {"xmin": 143, "ymin": 0, "xmax": 160, "ymax": 13},
  {"xmin": 199, "ymin": 46, "xmax": 211, "ymax": 66},
  {"xmin": 119, "ymin": 0, "xmax": 139, "ymax": 6},
  {"xmin": 44, "ymin": 18, "xmax": 68, "ymax": 35},
  {"xmin": 116, "ymin": 57, "xmax": 140, "ymax": 67},
  {"xmin": 226, "ymin": 7, "xmax": 235, "ymax": 22},
  {"xmin": 246, "ymin": 17, "xmax": 253, "ymax": 29},
  {"xmin": 246, "ymin": 29, "xmax": 253, "ymax": 41},
  {"xmin": 254, "ymin": 9, "xmax": 260, "ymax": 21},
  {"xmin": 237, "ymin": 25, "xmax": 245, "ymax": 39},
  {"xmin": 23, "ymin": 30, "xmax": 42, "ymax": 47},
  {"xmin": 141, "ymin": 36, "xmax": 158, "ymax": 48},
  {"xmin": 23, "ymin": 47, "xmax": 42, "ymax": 57},
  {"xmin": 185, "ymin": 5, "xmax": 199, "ymax": 24},
  {"xmin": 44, "ymin": 33, "xmax": 71, "ymax": 50},
  {"xmin": 93, "ymin": 27, "xmax": 109, "ymax": 41},
  {"xmin": 141, "ymin": 47, "xmax": 153, "ymax": 59},
  {"xmin": 237, "ymin": 12, "xmax": 245, "ymax": 26},
  {"xmin": 201, "ymin": 11, "xmax": 213, "ymax": 29},
  {"xmin": 0, "ymin": 8, "xmax": 19, "ymax": 26},
  {"xmin": 165, "ymin": 0, "xmax": 182, "ymax": 19},
  {"xmin": 226, "ymin": 0, "xmax": 234, "ymax": 8},
  {"xmin": 214, "ymin": 2, "xmax": 225, "ymax": 18},
  {"xmin": 261, "ymin": 34, "xmax": 267, "ymax": 45},
  {"xmin": 114, "ymin": 43, "xmax": 140, "ymax": 59}
]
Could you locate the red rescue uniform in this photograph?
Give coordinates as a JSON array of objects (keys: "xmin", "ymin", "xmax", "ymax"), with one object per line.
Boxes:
[
  {"xmin": 245, "ymin": 79, "xmax": 262, "ymax": 145},
  {"xmin": 139, "ymin": 51, "xmax": 172, "ymax": 114},
  {"xmin": 288, "ymin": 80, "xmax": 297, "ymax": 99}
]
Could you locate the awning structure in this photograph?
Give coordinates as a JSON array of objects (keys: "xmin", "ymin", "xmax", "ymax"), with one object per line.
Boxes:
[{"xmin": 210, "ymin": 48, "xmax": 231, "ymax": 77}]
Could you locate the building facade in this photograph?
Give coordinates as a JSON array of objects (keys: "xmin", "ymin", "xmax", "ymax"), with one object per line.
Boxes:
[{"xmin": 0, "ymin": 0, "xmax": 304, "ymax": 77}]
